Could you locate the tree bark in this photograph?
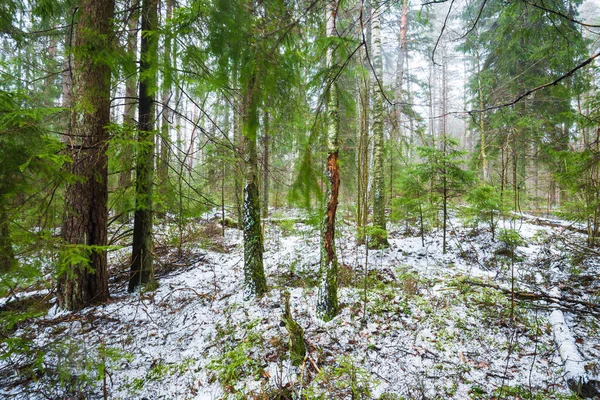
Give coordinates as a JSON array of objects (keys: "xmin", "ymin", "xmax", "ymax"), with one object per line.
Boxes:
[
  {"xmin": 317, "ymin": 1, "xmax": 340, "ymax": 321},
  {"xmin": 233, "ymin": 70, "xmax": 244, "ymax": 229},
  {"xmin": 129, "ymin": 0, "xmax": 158, "ymax": 292},
  {"xmin": 242, "ymin": 73, "xmax": 267, "ymax": 298},
  {"xmin": 261, "ymin": 109, "xmax": 269, "ymax": 219},
  {"xmin": 356, "ymin": 1, "xmax": 370, "ymax": 245},
  {"xmin": 370, "ymin": 7, "xmax": 389, "ymax": 249},
  {"xmin": 58, "ymin": 0, "xmax": 114, "ymax": 311},
  {"xmin": 0, "ymin": 208, "xmax": 16, "ymax": 273},
  {"xmin": 158, "ymin": 0, "xmax": 173, "ymax": 190}
]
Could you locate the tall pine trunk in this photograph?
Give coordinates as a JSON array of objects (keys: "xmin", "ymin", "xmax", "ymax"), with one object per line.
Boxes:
[
  {"xmin": 371, "ymin": 7, "xmax": 389, "ymax": 249},
  {"xmin": 317, "ymin": 1, "xmax": 340, "ymax": 321},
  {"xmin": 242, "ymin": 73, "xmax": 267, "ymax": 298},
  {"xmin": 129, "ymin": 0, "xmax": 158, "ymax": 292},
  {"xmin": 58, "ymin": 0, "xmax": 115, "ymax": 310}
]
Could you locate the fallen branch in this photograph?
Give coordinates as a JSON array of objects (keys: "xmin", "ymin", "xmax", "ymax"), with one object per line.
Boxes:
[
  {"xmin": 549, "ymin": 288, "xmax": 600, "ymax": 398},
  {"xmin": 457, "ymin": 280, "xmax": 600, "ymax": 317}
]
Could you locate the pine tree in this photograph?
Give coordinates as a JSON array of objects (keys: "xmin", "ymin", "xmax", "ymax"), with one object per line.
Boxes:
[{"xmin": 58, "ymin": 0, "xmax": 115, "ymax": 310}]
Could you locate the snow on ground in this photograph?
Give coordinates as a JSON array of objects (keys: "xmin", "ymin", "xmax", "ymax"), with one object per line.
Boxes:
[{"xmin": 2, "ymin": 209, "xmax": 600, "ymax": 399}]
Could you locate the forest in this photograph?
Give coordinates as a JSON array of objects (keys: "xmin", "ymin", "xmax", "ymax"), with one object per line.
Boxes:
[{"xmin": 1, "ymin": 0, "xmax": 600, "ymax": 398}]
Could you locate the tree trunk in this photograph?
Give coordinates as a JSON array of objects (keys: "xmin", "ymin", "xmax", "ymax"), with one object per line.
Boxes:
[
  {"xmin": 370, "ymin": 8, "xmax": 389, "ymax": 249},
  {"xmin": 317, "ymin": 2, "xmax": 340, "ymax": 321},
  {"xmin": 234, "ymin": 70, "xmax": 244, "ymax": 229},
  {"xmin": 0, "ymin": 208, "xmax": 16, "ymax": 273},
  {"xmin": 58, "ymin": 0, "xmax": 114, "ymax": 310},
  {"xmin": 158, "ymin": 0, "xmax": 173, "ymax": 191},
  {"xmin": 118, "ymin": 2, "xmax": 138, "ymax": 223},
  {"xmin": 356, "ymin": 2, "xmax": 370, "ymax": 245},
  {"xmin": 129, "ymin": 0, "xmax": 158, "ymax": 292},
  {"xmin": 475, "ymin": 48, "xmax": 488, "ymax": 183},
  {"xmin": 261, "ymin": 109, "xmax": 269, "ymax": 219},
  {"xmin": 242, "ymin": 73, "xmax": 267, "ymax": 298}
]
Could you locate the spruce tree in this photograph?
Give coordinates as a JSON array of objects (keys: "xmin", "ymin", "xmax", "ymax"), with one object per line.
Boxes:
[{"xmin": 129, "ymin": 0, "xmax": 158, "ymax": 292}]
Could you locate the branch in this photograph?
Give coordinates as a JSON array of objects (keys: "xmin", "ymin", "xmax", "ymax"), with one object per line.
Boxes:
[{"xmin": 468, "ymin": 51, "xmax": 600, "ymax": 114}]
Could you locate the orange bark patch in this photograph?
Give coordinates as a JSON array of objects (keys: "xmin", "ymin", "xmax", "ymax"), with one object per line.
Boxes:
[{"xmin": 324, "ymin": 151, "xmax": 340, "ymax": 263}]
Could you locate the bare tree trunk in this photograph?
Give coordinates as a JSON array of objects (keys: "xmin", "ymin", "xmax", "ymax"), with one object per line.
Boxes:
[
  {"xmin": 371, "ymin": 7, "xmax": 389, "ymax": 249},
  {"xmin": 158, "ymin": 0, "xmax": 173, "ymax": 190},
  {"xmin": 129, "ymin": 0, "xmax": 158, "ymax": 292},
  {"xmin": 233, "ymin": 70, "xmax": 244, "ymax": 228},
  {"xmin": 58, "ymin": 0, "xmax": 114, "ymax": 310},
  {"xmin": 317, "ymin": 1, "xmax": 340, "ymax": 321},
  {"xmin": 261, "ymin": 109, "xmax": 269, "ymax": 219},
  {"xmin": 356, "ymin": 1, "xmax": 370, "ymax": 245}
]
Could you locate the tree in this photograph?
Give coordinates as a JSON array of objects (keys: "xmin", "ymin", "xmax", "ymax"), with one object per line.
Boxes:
[
  {"xmin": 117, "ymin": 0, "xmax": 138, "ymax": 223},
  {"xmin": 317, "ymin": 0, "xmax": 341, "ymax": 321},
  {"xmin": 461, "ymin": 0, "xmax": 588, "ymax": 208},
  {"xmin": 57, "ymin": 0, "xmax": 115, "ymax": 311},
  {"xmin": 129, "ymin": 0, "xmax": 158, "ymax": 292},
  {"xmin": 370, "ymin": 5, "xmax": 389, "ymax": 249},
  {"xmin": 416, "ymin": 138, "xmax": 474, "ymax": 253}
]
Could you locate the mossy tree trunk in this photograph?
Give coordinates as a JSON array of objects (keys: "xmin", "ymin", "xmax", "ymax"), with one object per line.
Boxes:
[
  {"xmin": 129, "ymin": 0, "xmax": 158, "ymax": 292},
  {"xmin": 58, "ymin": 0, "xmax": 114, "ymax": 311},
  {"xmin": 242, "ymin": 72, "xmax": 267, "ymax": 298},
  {"xmin": 370, "ymin": 8, "xmax": 389, "ymax": 249},
  {"xmin": 281, "ymin": 290, "xmax": 306, "ymax": 366},
  {"xmin": 317, "ymin": 1, "xmax": 340, "ymax": 321}
]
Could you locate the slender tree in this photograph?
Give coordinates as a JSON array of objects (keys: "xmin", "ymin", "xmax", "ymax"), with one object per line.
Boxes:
[
  {"xmin": 261, "ymin": 109, "xmax": 270, "ymax": 219},
  {"xmin": 158, "ymin": 0, "xmax": 173, "ymax": 189},
  {"xmin": 317, "ymin": 0, "xmax": 341, "ymax": 321},
  {"xmin": 58, "ymin": 0, "xmax": 115, "ymax": 310},
  {"xmin": 118, "ymin": 1, "xmax": 139, "ymax": 223},
  {"xmin": 242, "ymin": 68, "xmax": 268, "ymax": 298},
  {"xmin": 129, "ymin": 0, "xmax": 159, "ymax": 292},
  {"xmin": 371, "ymin": 6, "xmax": 389, "ymax": 248}
]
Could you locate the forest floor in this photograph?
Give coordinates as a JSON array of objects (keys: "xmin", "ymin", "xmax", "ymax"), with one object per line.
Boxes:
[{"xmin": 2, "ymin": 208, "xmax": 600, "ymax": 399}]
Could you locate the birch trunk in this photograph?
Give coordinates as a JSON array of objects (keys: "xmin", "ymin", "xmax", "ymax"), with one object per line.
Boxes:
[{"xmin": 317, "ymin": 1, "xmax": 340, "ymax": 321}]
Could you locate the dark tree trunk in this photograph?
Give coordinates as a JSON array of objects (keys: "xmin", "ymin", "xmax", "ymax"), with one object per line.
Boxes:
[
  {"xmin": 0, "ymin": 208, "xmax": 16, "ymax": 273},
  {"xmin": 129, "ymin": 0, "xmax": 158, "ymax": 292},
  {"xmin": 58, "ymin": 0, "xmax": 115, "ymax": 311}
]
